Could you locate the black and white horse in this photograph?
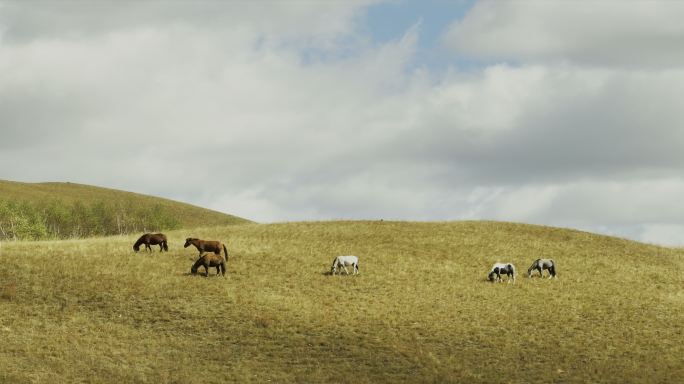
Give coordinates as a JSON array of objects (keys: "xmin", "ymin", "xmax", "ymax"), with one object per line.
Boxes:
[
  {"xmin": 527, "ymin": 259, "xmax": 556, "ymax": 278},
  {"xmin": 330, "ymin": 256, "xmax": 359, "ymax": 275},
  {"xmin": 488, "ymin": 263, "xmax": 516, "ymax": 283}
]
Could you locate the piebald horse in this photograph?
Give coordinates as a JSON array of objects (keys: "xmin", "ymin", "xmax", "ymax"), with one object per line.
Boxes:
[
  {"xmin": 488, "ymin": 263, "xmax": 516, "ymax": 283},
  {"xmin": 330, "ymin": 255, "xmax": 359, "ymax": 275},
  {"xmin": 133, "ymin": 233, "xmax": 168, "ymax": 252},
  {"xmin": 527, "ymin": 259, "xmax": 557, "ymax": 278},
  {"xmin": 184, "ymin": 237, "xmax": 228, "ymax": 259},
  {"xmin": 191, "ymin": 253, "xmax": 226, "ymax": 277}
]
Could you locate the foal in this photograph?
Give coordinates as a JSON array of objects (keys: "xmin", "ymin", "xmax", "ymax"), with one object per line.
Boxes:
[{"xmin": 191, "ymin": 253, "xmax": 227, "ymax": 277}]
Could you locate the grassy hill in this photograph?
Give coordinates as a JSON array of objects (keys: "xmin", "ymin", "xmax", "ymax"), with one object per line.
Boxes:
[
  {"xmin": 0, "ymin": 180, "xmax": 250, "ymax": 239},
  {"xmin": 0, "ymin": 220, "xmax": 682, "ymax": 383}
]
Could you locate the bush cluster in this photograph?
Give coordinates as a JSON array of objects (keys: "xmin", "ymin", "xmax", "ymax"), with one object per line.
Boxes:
[{"xmin": 0, "ymin": 199, "xmax": 179, "ymax": 240}]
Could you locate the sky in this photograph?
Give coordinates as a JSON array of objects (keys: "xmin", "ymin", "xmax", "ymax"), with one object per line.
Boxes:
[{"xmin": 2, "ymin": 0, "xmax": 684, "ymax": 245}]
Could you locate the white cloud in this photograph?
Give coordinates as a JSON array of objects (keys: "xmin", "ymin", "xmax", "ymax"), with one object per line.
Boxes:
[
  {"xmin": 443, "ymin": 1, "xmax": 684, "ymax": 67},
  {"xmin": 2, "ymin": 2, "xmax": 684, "ymax": 245}
]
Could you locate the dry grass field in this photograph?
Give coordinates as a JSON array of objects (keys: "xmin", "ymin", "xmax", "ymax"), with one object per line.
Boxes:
[{"xmin": 1, "ymin": 221, "xmax": 682, "ymax": 383}]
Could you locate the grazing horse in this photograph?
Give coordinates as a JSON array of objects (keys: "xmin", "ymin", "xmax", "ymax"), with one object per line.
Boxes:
[
  {"xmin": 527, "ymin": 259, "xmax": 557, "ymax": 278},
  {"xmin": 191, "ymin": 253, "xmax": 226, "ymax": 277},
  {"xmin": 184, "ymin": 238, "xmax": 228, "ymax": 259},
  {"xmin": 133, "ymin": 233, "xmax": 168, "ymax": 252},
  {"xmin": 330, "ymin": 255, "xmax": 359, "ymax": 275},
  {"xmin": 488, "ymin": 263, "xmax": 516, "ymax": 283}
]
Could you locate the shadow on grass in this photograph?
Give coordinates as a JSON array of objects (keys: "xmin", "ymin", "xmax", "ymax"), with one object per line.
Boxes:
[
  {"xmin": 180, "ymin": 272, "xmax": 227, "ymax": 278},
  {"xmin": 321, "ymin": 271, "xmax": 361, "ymax": 277}
]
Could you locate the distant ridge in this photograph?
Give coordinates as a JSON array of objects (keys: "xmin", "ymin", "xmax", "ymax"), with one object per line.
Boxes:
[{"xmin": 0, "ymin": 180, "xmax": 250, "ymax": 239}]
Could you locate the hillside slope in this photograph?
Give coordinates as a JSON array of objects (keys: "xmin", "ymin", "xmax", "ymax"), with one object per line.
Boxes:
[
  {"xmin": 0, "ymin": 180, "xmax": 250, "ymax": 238},
  {"xmin": 0, "ymin": 221, "xmax": 682, "ymax": 383}
]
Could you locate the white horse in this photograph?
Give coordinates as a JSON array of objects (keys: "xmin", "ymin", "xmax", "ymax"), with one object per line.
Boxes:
[
  {"xmin": 488, "ymin": 263, "xmax": 516, "ymax": 283},
  {"xmin": 330, "ymin": 255, "xmax": 359, "ymax": 275},
  {"xmin": 527, "ymin": 259, "xmax": 556, "ymax": 278}
]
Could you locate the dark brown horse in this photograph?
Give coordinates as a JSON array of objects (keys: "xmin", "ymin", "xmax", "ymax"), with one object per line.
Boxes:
[
  {"xmin": 184, "ymin": 238, "xmax": 228, "ymax": 259},
  {"xmin": 190, "ymin": 253, "xmax": 226, "ymax": 277},
  {"xmin": 133, "ymin": 233, "xmax": 168, "ymax": 252}
]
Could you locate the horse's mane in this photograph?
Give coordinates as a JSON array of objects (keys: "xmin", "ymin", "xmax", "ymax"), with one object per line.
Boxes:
[
  {"xmin": 190, "ymin": 257, "xmax": 202, "ymax": 272},
  {"xmin": 133, "ymin": 234, "xmax": 148, "ymax": 247}
]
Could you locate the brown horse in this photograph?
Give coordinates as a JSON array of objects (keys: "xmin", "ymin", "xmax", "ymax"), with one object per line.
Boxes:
[
  {"xmin": 184, "ymin": 237, "xmax": 228, "ymax": 259},
  {"xmin": 133, "ymin": 233, "xmax": 168, "ymax": 252},
  {"xmin": 191, "ymin": 253, "xmax": 226, "ymax": 277}
]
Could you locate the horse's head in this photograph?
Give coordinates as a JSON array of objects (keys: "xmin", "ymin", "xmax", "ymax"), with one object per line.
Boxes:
[
  {"xmin": 133, "ymin": 244, "xmax": 140, "ymax": 252},
  {"xmin": 330, "ymin": 265, "xmax": 337, "ymax": 275},
  {"xmin": 184, "ymin": 238, "xmax": 194, "ymax": 248},
  {"xmin": 487, "ymin": 271, "xmax": 497, "ymax": 282}
]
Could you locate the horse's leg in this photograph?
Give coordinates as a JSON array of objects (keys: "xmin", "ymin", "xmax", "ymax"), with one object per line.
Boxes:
[{"xmin": 342, "ymin": 265, "xmax": 350, "ymax": 275}]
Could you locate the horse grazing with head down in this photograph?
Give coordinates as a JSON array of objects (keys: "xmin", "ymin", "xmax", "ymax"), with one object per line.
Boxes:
[
  {"xmin": 330, "ymin": 255, "xmax": 359, "ymax": 275},
  {"xmin": 527, "ymin": 259, "xmax": 557, "ymax": 278},
  {"xmin": 133, "ymin": 233, "xmax": 168, "ymax": 252},
  {"xmin": 184, "ymin": 238, "xmax": 228, "ymax": 259},
  {"xmin": 488, "ymin": 262, "xmax": 516, "ymax": 283},
  {"xmin": 191, "ymin": 253, "xmax": 226, "ymax": 277}
]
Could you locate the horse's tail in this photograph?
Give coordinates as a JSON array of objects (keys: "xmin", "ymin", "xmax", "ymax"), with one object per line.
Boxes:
[
  {"xmin": 162, "ymin": 239, "xmax": 169, "ymax": 252},
  {"xmin": 549, "ymin": 259, "xmax": 556, "ymax": 276},
  {"xmin": 223, "ymin": 244, "xmax": 228, "ymax": 260},
  {"xmin": 509, "ymin": 263, "xmax": 516, "ymax": 279}
]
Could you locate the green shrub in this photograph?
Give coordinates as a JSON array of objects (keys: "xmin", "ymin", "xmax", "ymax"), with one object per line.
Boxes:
[{"xmin": 0, "ymin": 199, "xmax": 180, "ymax": 240}]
